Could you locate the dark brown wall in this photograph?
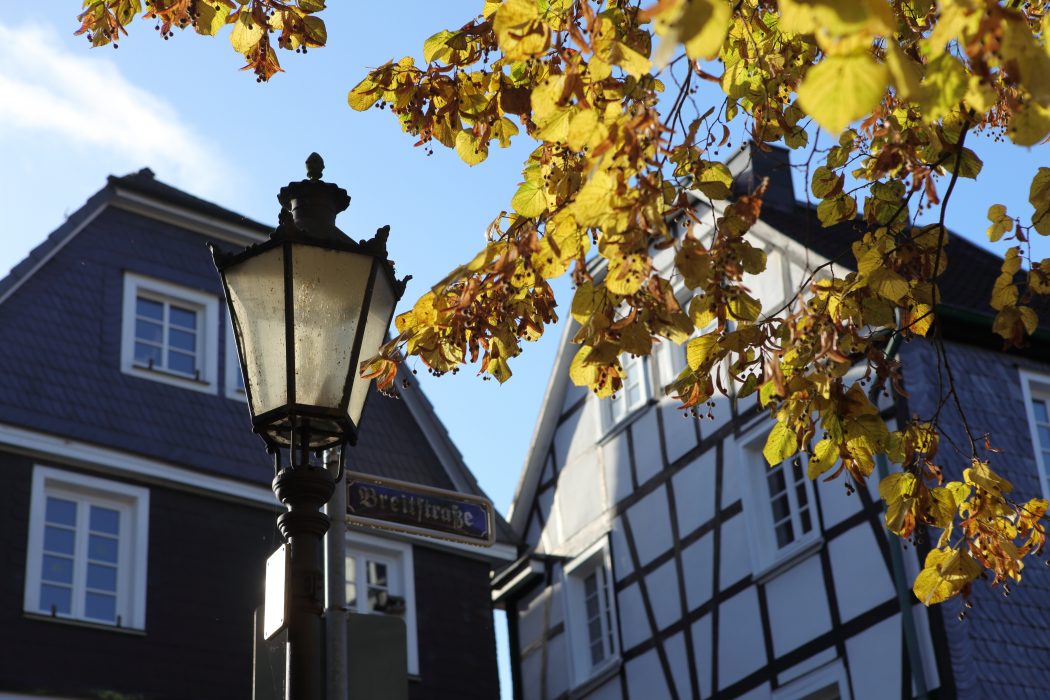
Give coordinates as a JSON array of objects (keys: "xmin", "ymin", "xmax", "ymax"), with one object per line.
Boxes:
[
  {"xmin": 0, "ymin": 451, "xmax": 279, "ymax": 700},
  {"xmin": 412, "ymin": 546, "xmax": 501, "ymax": 700}
]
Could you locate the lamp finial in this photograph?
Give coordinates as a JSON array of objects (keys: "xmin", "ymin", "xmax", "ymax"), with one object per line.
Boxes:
[{"xmin": 306, "ymin": 153, "xmax": 324, "ymax": 180}]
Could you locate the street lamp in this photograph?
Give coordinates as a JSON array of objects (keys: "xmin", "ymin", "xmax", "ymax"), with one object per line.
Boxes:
[{"xmin": 211, "ymin": 153, "xmax": 408, "ymax": 699}]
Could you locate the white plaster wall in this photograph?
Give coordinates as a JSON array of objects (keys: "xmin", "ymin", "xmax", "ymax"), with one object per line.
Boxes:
[
  {"xmin": 691, "ymin": 613, "xmax": 713, "ymax": 699},
  {"xmin": 776, "ymin": 647, "xmax": 838, "ymax": 686},
  {"xmin": 672, "ymin": 449, "xmax": 717, "ymax": 536},
  {"xmin": 664, "ymin": 630, "xmax": 692, "ymax": 699},
  {"xmin": 610, "ymin": 518, "xmax": 633, "ymax": 581},
  {"xmin": 717, "ymin": 586, "xmax": 766, "ymax": 689},
  {"xmin": 764, "ymin": 554, "xmax": 832, "ymax": 657},
  {"xmin": 625, "ymin": 648, "xmax": 673, "ymax": 700},
  {"xmin": 646, "ymin": 558, "xmax": 682, "ymax": 631},
  {"xmin": 602, "ymin": 430, "xmax": 633, "ymax": 506},
  {"xmin": 845, "ymin": 614, "xmax": 902, "ymax": 700},
  {"xmin": 721, "ymin": 437, "xmax": 741, "ymax": 507},
  {"xmin": 828, "ymin": 525, "xmax": 895, "ymax": 622},
  {"xmin": 661, "ymin": 402, "xmax": 700, "ymax": 464},
  {"xmin": 585, "ymin": 676, "xmax": 623, "ymax": 700},
  {"xmin": 616, "ymin": 582, "xmax": 650, "ymax": 651},
  {"xmin": 632, "ymin": 408, "xmax": 663, "ymax": 486},
  {"xmin": 555, "ymin": 453, "xmax": 606, "ymax": 541},
  {"xmin": 815, "ymin": 468, "xmax": 863, "ymax": 529},
  {"xmin": 718, "ymin": 513, "xmax": 753, "ymax": 589},
  {"xmin": 627, "ymin": 486, "xmax": 673, "ymax": 567},
  {"xmin": 521, "ymin": 649, "xmax": 543, "ymax": 700},
  {"xmin": 681, "ymin": 532, "xmax": 714, "ymax": 610},
  {"xmin": 517, "ymin": 586, "xmax": 550, "ymax": 651},
  {"xmin": 545, "ymin": 631, "xmax": 570, "ymax": 699}
]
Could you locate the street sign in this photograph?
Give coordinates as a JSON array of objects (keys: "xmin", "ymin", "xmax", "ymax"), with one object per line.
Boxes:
[{"xmin": 346, "ymin": 472, "xmax": 495, "ymax": 546}]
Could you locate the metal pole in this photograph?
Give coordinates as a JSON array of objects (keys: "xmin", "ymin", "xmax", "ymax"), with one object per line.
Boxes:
[
  {"xmin": 324, "ymin": 448, "xmax": 349, "ymax": 700},
  {"xmin": 273, "ymin": 435, "xmax": 335, "ymax": 700}
]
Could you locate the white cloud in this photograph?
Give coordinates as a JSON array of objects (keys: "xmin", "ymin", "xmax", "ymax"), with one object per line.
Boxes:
[{"xmin": 0, "ymin": 20, "xmax": 233, "ymax": 192}]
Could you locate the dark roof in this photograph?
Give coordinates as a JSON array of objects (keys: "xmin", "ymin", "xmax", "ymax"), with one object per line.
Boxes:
[
  {"xmin": 109, "ymin": 168, "xmax": 272, "ymax": 234},
  {"xmin": 0, "ymin": 169, "xmax": 516, "ymax": 548}
]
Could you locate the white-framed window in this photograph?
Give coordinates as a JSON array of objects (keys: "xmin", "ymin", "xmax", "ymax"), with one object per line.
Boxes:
[
  {"xmin": 740, "ymin": 426, "xmax": 821, "ymax": 576},
  {"xmin": 225, "ymin": 313, "xmax": 247, "ymax": 400},
  {"xmin": 345, "ymin": 532, "xmax": 418, "ymax": 675},
  {"xmin": 602, "ymin": 353, "xmax": 651, "ymax": 431},
  {"xmin": 773, "ymin": 659, "xmax": 850, "ymax": 700},
  {"xmin": 563, "ymin": 537, "xmax": 619, "ymax": 687},
  {"xmin": 23, "ymin": 466, "xmax": 150, "ymax": 630},
  {"xmin": 1020, "ymin": 370, "xmax": 1050, "ymax": 501},
  {"xmin": 120, "ymin": 272, "xmax": 219, "ymax": 394}
]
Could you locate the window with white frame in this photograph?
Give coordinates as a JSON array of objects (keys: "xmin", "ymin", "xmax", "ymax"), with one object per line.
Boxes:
[
  {"xmin": 345, "ymin": 533, "xmax": 418, "ymax": 674},
  {"xmin": 602, "ymin": 353, "xmax": 650, "ymax": 430},
  {"xmin": 741, "ymin": 430, "xmax": 820, "ymax": 575},
  {"xmin": 121, "ymin": 272, "xmax": 219, "ymax": 393},
  {"xmin": 1021, "ymin": 370, "xmax": 1050, "ymax": 501},
  {"xmin": 564, "ymin": 538, "xmax": 619, "ymax": 686},
  {"xmin": 772, "ymin": 659, "xmax": 850, "ymax": 700},
  {"xmin": 23, "ymin": 466, "xmax": 149, "ymax": 630}
]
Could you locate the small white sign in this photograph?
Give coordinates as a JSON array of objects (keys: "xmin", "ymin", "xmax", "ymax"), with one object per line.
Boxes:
[{"xmin": 264, "ymin": 544, "xmax": 288, "ymax": 640}]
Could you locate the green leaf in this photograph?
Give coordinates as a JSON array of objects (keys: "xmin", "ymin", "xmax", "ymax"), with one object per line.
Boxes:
[
  {"xmin": 195, "ymin": 1, "xmax": 231, "ymax": 36},
  {"xmin": 763, "ymin": 421, "xmax": 798, "ymax": 466},
  {"xmin": 797, "ymin": 51, "xmax": 889, "ymax": 134},
  {"xmin": 348, "ymin": 77, "xmax": 380, "ymax": 111},
  {"xmin": 811, "ymin": 166, "xmax": 843, "ymax": 199},
  {"xmin": 512, "ymin": 180, "xmax": 548, "ymax": 218},
  {"xmin": 423, "ymin": 30, "xmax": 454, "ymax": 63},
  {"xmin": 817, "ymin": 194, "xmax": 857, "ymax": 227},
  {"xmin": 694, "ymin": 161, "xmax": 734, "ymax": 199}
]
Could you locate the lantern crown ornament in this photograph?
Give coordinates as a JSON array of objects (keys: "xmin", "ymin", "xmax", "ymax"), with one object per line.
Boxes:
[{"xmin": 211, "ymin": 154, "xmax": 409, "ymax": 454}]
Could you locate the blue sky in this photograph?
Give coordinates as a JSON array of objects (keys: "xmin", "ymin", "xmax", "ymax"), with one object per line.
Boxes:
[{"xmin": 1, "ymin": 4, "xmax": 1048, "ymax": 696}]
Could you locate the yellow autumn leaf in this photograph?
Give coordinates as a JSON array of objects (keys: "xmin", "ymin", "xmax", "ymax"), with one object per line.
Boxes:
[
  {"xmin": 986, "ymin": 204, "xmax": 1012, "ymax": 242},
  {"xmin": 913, "ymin": 547, "xmax": 981, "ymax": 606},
  {"xmin": 797, "ymin": 51, "xmax": 888, "ymax": 134},
  {"xmin": 493, "ymin": 0, "xmax": 551, "ymax": 61},
  {"xmin": 1030, "ymin": 168, "xmax": 1050, "ymax": 236},
  {"xmin": 455, "ymin": 130, "xmax": 488, "ymax": 166},
  {"xmin": 572, "ymin": 170, "xmax": 616, "ymax": 228},
  {"xmin": 809, "ymin": 438, "xmax": 839, "ymax": 479},
  {"xmin": 512, "ymin": 180, "xmax": 548, "ymax": 218},
  {"xmin": 763, "ymin": 421, "xmax": 798, "ymax": 466},
  {"xmin": 685, "ymin": 333, "xmax": 719, "ymax": 371},
  {"xmin": 230, "ymin": 10, "xmax": 264, "ymax": 54}
]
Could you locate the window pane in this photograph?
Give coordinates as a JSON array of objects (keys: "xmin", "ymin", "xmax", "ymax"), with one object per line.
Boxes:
[
  {"xmin": 85, "ymin": 592, "xmax": 117, "ymax": 622},
  {"xmin": 767, "ymin": 466, "xmax": 787, "ymax": 496},
  {"xmin": 40, "ymin": 584, "xmax": 72, "ymax": 614},
  {"xmin": 134, "ymin": 342, "xmax": 162, "ymax": 367},
  {"xmin": 367, "ymin": 561, "xmax": 388, "ymax": 587},
  {"xmin": 796, "ymin": 482, "xmax": 809, "ymax": 509},
  {"xmin": 89, "ymin": 534, "xmax": 119, "ymax": 563},
  {"xmin": 44, "ymin": 526, "xmax": 75, "ymax": 555},
  {"xmin": 87, "ymin": 563, "xmax": 118, "ymax": 592},
  {"xmin": 45, "ymin": 497, "xmax": 77, "ymax": 527},
  {"xmin": 590, "ymin": 639, "xmax": 605, "ymax": 666},
  {"xmin": 90, "ymin": 506, "xmax": 120, "ymax": 535},
  {"xmin": 41, "ymin": 555, "xmax": 74, "ymax": 584},
  {"xmin": 800, "ymin": 507, "xmax": 813, "ymax": 534},
  {"xmin": 167, "ymin": 350, "xmax": 196, "ymax": 375},
  {"xmin": 169, "ymin": 306, "xmax": 197, "ymax": 330},
  {"xmin": 135, "ymin": 319, "xmax": 163, "ymax": 344},
  {"xmin": 136, "ymin": 297, "xmax": 163, "ymax": 320},
  {"xmin": 775, "ymin": 520, "xmax": 795, "ymax": 548},
  {"xmin": 771, "ymin": 494, "xmax": 792, "ymax": 523},
  {"xmin": 169, "ymin": 328, "xmax": 196, "ymax": 352},
  {"xmin": 1034, "ymin": 399, "xmax": 1049, "ymax": 424},
  {"xmin": 1038, "ymin": 425, "xmax": 1050, "ymax": 449}
]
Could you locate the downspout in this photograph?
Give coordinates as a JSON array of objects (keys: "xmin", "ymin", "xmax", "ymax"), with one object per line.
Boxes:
[{"xmin": 870, "ymin": 310, "xmax": 929, "ymax": 700}]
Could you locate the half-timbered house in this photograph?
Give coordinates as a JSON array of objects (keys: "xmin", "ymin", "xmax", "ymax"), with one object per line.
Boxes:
[
  {"xmin": 493, "ymin": 144, "xmax": 1050, "ymax": 700},
  {"xmin": 0, "ymin": 168, "xmax": 516, "ymax": 699}
]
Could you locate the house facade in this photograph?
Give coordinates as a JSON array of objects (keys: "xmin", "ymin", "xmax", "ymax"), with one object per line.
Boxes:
[
  {"xmin": 0, "ymin": 169, "xmax": 516, "ymax": 699},
  {"xmin": 493, "ymin": 145, "xmax": 1050, "ymax": 700}
]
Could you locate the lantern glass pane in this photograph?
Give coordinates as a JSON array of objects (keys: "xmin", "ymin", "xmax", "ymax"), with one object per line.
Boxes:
[
  {"xmin": 346, "ymin": 269, "xmax": 397, "ymax": 427},
  {"xmin": 290, "ymin": 245, "xmax": 372, "ymax": 414},
  {"xmin": 224, "ymin": 246, "xmax": 288, "ymax": 416}
]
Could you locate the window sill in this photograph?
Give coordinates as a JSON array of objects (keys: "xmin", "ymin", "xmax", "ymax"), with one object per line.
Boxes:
[
  {"xmin": 570, "ymin": 657, "xmax": 621, "ymax": 698},
  {"xmin": 24, "ymin": 611, "xmax": 145, "ymax": 636},
  {"xmin": 124, "ymin": 363, "xmax": 216, "ymax": 394},
  {"xmin": 751, "ymin": 536, "xmax": 823, "ymax": 584}
]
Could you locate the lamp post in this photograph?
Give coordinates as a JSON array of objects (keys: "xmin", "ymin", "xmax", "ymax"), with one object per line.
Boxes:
[{"xmin": 211, "ymin": 154, "xmax": 408, "ymax": 700}]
